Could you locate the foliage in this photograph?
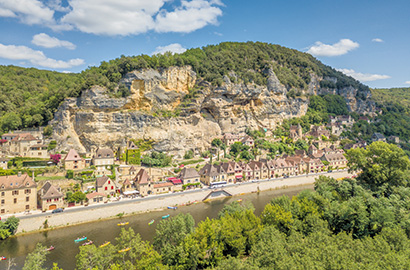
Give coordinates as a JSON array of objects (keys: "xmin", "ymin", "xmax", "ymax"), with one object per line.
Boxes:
[
  {"xmin": 346, "ymin": 141, "xmax": 410, "ymax": 192},
  {"xmin": 65, "ymin": 170, "xmax": 74, "ymax": 179},
  {"xmin": 66, "ymin": 191, "xmax": 86, "ymax": 203},
  {"xmin": 22, "ymin": 243, "xmax": 49, "ymax": 270},
  {"xmin": 48, "ymin": 140, "xmax": 57, "ymax": 151},
  {"xmin": 43, "ymin": 125, "xmax": 53, "ymax": 137},
  {"xmin": 141, "ymin": 152, "xmax": 172, "ymax": 167},
  {"xmin": 183, "ymin": 150, "xmax": 194, "ymax": 160},
  {"xmin": 50, "ymin": 154, "xmax": 61, "ymax": 164}
]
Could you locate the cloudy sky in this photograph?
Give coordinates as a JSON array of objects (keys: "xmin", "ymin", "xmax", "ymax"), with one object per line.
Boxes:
[{"xmin": 0, "ymin": 0, "xmax": 409, "ymax": 88}]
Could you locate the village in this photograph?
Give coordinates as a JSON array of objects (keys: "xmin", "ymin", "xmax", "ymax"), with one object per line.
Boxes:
[{"xmin": 0, "ymin": 114, "xmax": 397, "ymax": 217}]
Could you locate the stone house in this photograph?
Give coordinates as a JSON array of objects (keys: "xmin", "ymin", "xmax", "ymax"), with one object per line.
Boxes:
[
  {"xmin": 86, "ymin": 192, "xmax": 107, "ymax": 205},
  {"xmin": 371, "ymin": 133, "xmax": 386, "ymax": 142},
  {"xmin": 241, "ymin": 135, "xmax": 254, "ymax": 147},
  {"xmin": 93, "ymin": 148, "xmax": 115, "ymax": 175},
  {"xmin": 320, "ymin": 153, "xmax": 348, "ymax": 169},
  {"xmin": 6, "ymin": 133, "xmax": 44, "ymax": 157},
  {"xmin": 121, "ymin": 178, "xmax": 139, "ymax": 197},
  {"xmin": 134, "ymin": 169, "xmax": 152, "ymax": 196},
  {"xmin": 0, "ymin": 173, "xmax": 37, "ymax": 214},
  {"xmin": 309, "ymin": 125, "xmax": 330, "ymax": 138},
  {"xmin": 0, "ymin": 157, "xmax": 9, "ymax": 170},
  {"xmin": 220, "ymin": 163, "xmax": 236, "ymax": 183},
  {"xmin": 241, "ymin": 163, "xmax": 253, "ymax": 181},
  {"xmin": 95, "ymin": 175, "xmax": 116, "ymax": 196},
  {"xmin": 64, "ymin": 149, "xmax": 86, "ymax": 170},
  {"xmin": 168, "ymin": 177, "xmax": 184, "ymax": 192},
  {"xmin": 388, "ymin": 136, "xmax": 400, "ymax": 144},
  {"xmin": 27, "ymin": 144, "xmax": 48, "ymax": 159},
  {"xmin": 38, "ymin": 181, "xmax": 64, "ymax": 211},
  {"xmin": 178, "ymin": 167, "xmax": 200, "ymax": 185},
  {"xmin": 152, "ymin": 182, "xmax": 174, "ymax": 194},
  {"xmin": 222, "ymin": 132, "xmax": 246, "ymax": 146},
  {"xmin": 199, "ymin": 164, "xmax": 227, "ymax": 186}
]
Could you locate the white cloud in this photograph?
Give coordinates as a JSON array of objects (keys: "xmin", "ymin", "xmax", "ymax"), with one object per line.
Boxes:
[
  {"xmin": 337, "ymin": 68, "xmax": 391, "ymax": 82},
  {"xmin": 155, "ymin": 0, "xmax": 223, "ymax": 33},
  {"xmin": 32, "ymin": 33, "xmax": 76, "ymax": 50},
  {"xmin": 307, "ymin": 39, "xmax": 359, "ymax": 57},
  {"xmin": 0, "ymin": 0, "xmax": 55, "ymax": 25},
  {"xmin": 152, "ymin": 43, "xmax": 187, "ymax": 55},
  {"xmin": 372, "ymin": 38, "xmax": 384, "ymax": 43},
  {"xmin": 0, "ymin": 43, "xmax": 84, "ymax": 69},
  {"xmin": 405, "ymin": 81, "xmax": 410, "ymax": 85}
]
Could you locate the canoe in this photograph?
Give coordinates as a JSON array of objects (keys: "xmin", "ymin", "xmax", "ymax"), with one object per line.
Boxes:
[
  {"xmin": 117, "ymin": 222, "xmax": 129, "ymax": 226},
  {"xmin": 46, "ymin": 246, "xmax": 55, "ymax": 251},
  {"xmin": 99, "ymin": 241, "xmax": 110, "ymax": 248},
  {"xmin": 167, "ymin": 206, "xmax": 177, "ymax": 210},
  {"xmin": 118, "ymin": 247, "xmax": 131, "ymax": 253},
  {"xmin": 0, "ymin": 256, "xmax": 6, "ymax": 261},
  {"xmin": 82, "ymin": 240, "xmax": 93, "ymax": 246},
  {"xmin": 162, "ymin": 214, "xmax": 170, "ymax": 219},
  {"xmin": 148, "ymin": 219, "xmax": 155, "ymax": 225},
  {"xmin": 75, "ymin": 237, "xmax": 87, "ymax": 243},
  {"xmin": 237, "ymin": 199, "xmax": 243, "ymax": 202}
]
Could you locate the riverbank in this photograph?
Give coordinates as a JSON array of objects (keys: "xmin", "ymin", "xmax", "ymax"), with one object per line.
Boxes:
[{"xmin": 16, "ymin": 171, "xmax": 351, "ymax": 234}]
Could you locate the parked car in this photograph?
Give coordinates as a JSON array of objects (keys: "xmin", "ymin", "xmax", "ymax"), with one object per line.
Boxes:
[{"xmin": 52, "ymin": 208, "xmax": 64, "ymax": 214}]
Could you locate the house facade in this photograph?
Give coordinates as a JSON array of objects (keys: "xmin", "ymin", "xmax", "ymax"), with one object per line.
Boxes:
[
  {"xmin": 64, "ymin": 149, "xmax": 86, "ymax": 170},
  {"xmin": 95, "ymin": 175, "xmax": 116, "ymax": 196},
  {"xmin": 38, "ymin": 181, "xmax": 64, "ymax": 211},
  {"xmin": 0, "ymin": 173, "xmax": 37, "ymax": 214}
]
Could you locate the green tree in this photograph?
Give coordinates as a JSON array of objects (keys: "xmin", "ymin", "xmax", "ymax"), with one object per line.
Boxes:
[
  {"xmin": 261, "ymin": 204, "xmax": 294, "ymax": 234},
  {"xmin": 346, "ymin": 141, "xmax": 410, "ymax": 192},
  {"xmin": 4, "ymin": 216, "xmax": 19, "ymax": 235},
  {"xmin": 22, "ymin": 243, "xmax": 49, "ymax": 270}
]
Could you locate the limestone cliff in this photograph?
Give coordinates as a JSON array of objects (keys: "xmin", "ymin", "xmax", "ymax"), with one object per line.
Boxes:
[{"xmin": 51, "ymin": 66, "xmax": 375, "ymax": 157}]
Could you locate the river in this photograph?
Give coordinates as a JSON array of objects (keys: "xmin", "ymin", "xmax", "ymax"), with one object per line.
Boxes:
[{"xmin": 0, "ymin": 184, "xmax": 313, "ymax": 269}]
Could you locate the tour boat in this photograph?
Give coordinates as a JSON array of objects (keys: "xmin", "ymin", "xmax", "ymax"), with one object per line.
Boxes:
[
  {"xmin": 0, "ymin": 256, "xmax": 6, "ymax": 261},
  {"xmin": 99, "ymin": 241, "xmax": 110, "ymax": 248},
  {"xmin": 167, "ymin": 206, "xmax": 177, "ymax": 210},
  {"xmin": 117, "ymin": 222, "xmax": 129, "ymax": 226},
  {"xmin": 82, "ymin": 240, "xmax": 94, "ymax": 246},
  {"xmin": 118, "ymin": 247, "xmax": 131, "ymax": 253},
  {"xmin": 162, "ymin": 214, "xmax": 170, "ymax": 219},
  {"xmin": 46, "ymin": 246, "xmax": 55, "ymax": 251},
  {"xmin": 74, "ymin": 236, "xmax": 87, "ymax": 243},
  {"xmin": 148, "ymin": 219, "xmax": 155, "ymax": 225}
]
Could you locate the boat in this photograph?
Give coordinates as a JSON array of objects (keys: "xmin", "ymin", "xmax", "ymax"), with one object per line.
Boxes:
[
  {"xmin": 118, "ymin": 247, "xmax": 131, "ymax": 253},
  {"xmin": 237, "ymin": 199, "xmax": 243, "ymax": 202},
  {"xmin": 117, "ymin": 222, "xmax": 129, "ymax": 226},
  {"xmin": 167, "ymin": 206, "xmax": 177, "ymax": 210},
  {"xmin": 74, "ymin": 236, "xmax": 87, "ymax": 243},
  {"xmin": 0, "ymin": 256, "xmax": 6, "ymax": 261},
  {"xmin": 148, "ymin": 219, "xmax": 155, "ymax": 225},
  {"xmin": 99, "ymin": 241, "xmax": 110, "ymax": 248},
  {"xmin": 46, "ymin": 246, "xmax": 55, "ymax": 251},
  {"xmin": 82, "ymin": 240, "xmax": 94, "ymax": 246},
  {"xmin": 162, "ymin": 214, "xmax": 170, "ymax": 219}
]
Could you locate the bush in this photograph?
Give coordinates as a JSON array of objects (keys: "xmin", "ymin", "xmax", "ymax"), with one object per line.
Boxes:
[{"xmin": 66, "ymin": 170, "xmax": 74, "ymax": 179}]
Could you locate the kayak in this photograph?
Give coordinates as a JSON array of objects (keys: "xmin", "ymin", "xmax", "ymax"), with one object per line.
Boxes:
[
  {"xmin": 99, "ymin": 241, "xmax": 110, "ymax": 248},
  {"xmin": 118, "ymin": 247, "xmax": 131, "ymax": 253},
  {"xmin": 148, "ymin": 219, "xmax": 155, "ymax": 225},
  {"xmin": 237, "ymin": 199, "xmax": 243, "ymax": 202},
  {"xmin": 162, "ymin": 214, "xmax": 170, "ymax": 219},
  {"xmin": 0, "ymin": 256, "xmax": 6, "ymax": 261},
  {"xmin": 75, "ymin": 237, "xmax": 87, "ymax": 243},
  {"xmin": 46, "ymin": 246, "xmax": 55, "ymax": 251},
  {"xmin": 117, "ymin": 222, "xmax": 129, "ymax": 226},
  {"xmin": 167, "ymin": 206, "xmax": 177, "ymax": 210},
  {"xmin": 82, "ymin": 240, "xmax": 93, "ymax": 246}
]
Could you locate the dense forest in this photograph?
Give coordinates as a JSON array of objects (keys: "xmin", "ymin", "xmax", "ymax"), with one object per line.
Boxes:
[
  {"xmin": 22, "ymin": 142, "xmax": 410, "ymax": 269},
  {"xmin": 0, "ymin": 42, "xmax": 370, "ymax": 132}
]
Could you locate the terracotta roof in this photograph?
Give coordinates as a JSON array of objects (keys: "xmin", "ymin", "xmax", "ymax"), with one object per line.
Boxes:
[
  {"xmin": 10, "ymin": 133, "xmax": 37, "ymax": 142},
  {"xmin": 199, "ymin": 164, "xmax": 222, "ymax": 177},
  {"xmin": 40, "ymin": 181, "xmax": 63, "ymax": 200},
  {"xmin": 135, "ymin": 169, "xmax": 150, "ymax": 185},
  {"xmin": 94, "ymin": 148, "xmax": 114, "ymax": 159},
  {"xmin": 220, "ymin": 163, "xmax": 234, "ymax": 174},
  {"xmin": 123, "ymin": 178, "xmax": 132, "ymax": 186},
  {"xmin": 178, "ymin": 167, "xmax": 200, "ymax": 179},
  {"xmin": 96, "ymin": 175, "xmax": 110, "ymax": 188},
  {"xmin": 129, "ymin": 166, "xmax": 136, "ymax": 172},
  {"xmin": 86, "ymin": 192, "xmax": 107, "ymax": 200},
  {"xmin": 153, "ymin": 182, "xmax": 174, "ymax": 188},
  {"xmin": 0, "ymin": 173, "xmax": 36, "ymax": 191},
  {"xmin": 64, "ymin": 149, "xmax": 83, "ymax": 161}
]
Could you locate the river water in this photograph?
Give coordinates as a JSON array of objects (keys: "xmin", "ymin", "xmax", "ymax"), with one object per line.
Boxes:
[{"xmin": 0, "ymin": 185, "xmax": 313, "ymax": 269}]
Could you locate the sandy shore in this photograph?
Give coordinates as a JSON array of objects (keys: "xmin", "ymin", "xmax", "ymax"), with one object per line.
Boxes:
[{"xmin": 16, "ymin": 171, "xmax": 351, "ymax": 234}]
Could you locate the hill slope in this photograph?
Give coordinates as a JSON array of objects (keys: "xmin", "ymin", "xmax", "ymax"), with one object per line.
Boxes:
[{"xmin": 0, "ymin": 42, "xmax": 373, "ymax": 134}]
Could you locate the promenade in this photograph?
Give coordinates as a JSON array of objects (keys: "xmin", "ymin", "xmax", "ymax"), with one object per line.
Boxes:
[{"xmin": 16, "ymin": 170, "xmax": 351, "ymax": 234}]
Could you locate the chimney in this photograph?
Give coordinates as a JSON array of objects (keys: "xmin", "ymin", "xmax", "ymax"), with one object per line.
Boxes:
[{"xmin": 18, "ymin": 171, "xmax": 21, "ymax": 177}]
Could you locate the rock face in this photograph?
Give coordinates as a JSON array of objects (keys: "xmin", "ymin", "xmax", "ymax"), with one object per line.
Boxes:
[{"xmin": 51, "ymin": 66, "xmax": 375, "ymax": 157}]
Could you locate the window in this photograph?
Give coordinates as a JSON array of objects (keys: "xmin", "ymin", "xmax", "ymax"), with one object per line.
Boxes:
[
  {"xmin": 1, "ymin": 199, "xmax": 4, "ymax": 205},
  {"xmin": 108, "ymin": 180, "xmax": 111, "ymax": 184},
  {"xmin": 93, "ymin": 198, "xmax": 97, "ymax": 202},
  {"xmin": 0, "ymin": 209, "xmax": 4, "ymax": 214},
  {"xmin": 105, "ymin": 187, "xmax": 107, "ymax": 190},
  {"xmin": 26, "ymin": 196, "xmax": 29, "ymax": 202},
  {"xmin": 38, "ymin": 152, "xmax": 41, "ymax": 156},
  {"xmin": 25, "ymin": 205, "xmax": 29, "ymax": 210},
  {"xmin": 111, "ymin": 186, "xmax": 114, "ymax": 190},
  {"xmin": 14, "ymin": 198, "xmax": 17, "ymax": 204},
  {"xmin": 1, "ymin": 191, "xmax": 4, "ymax": 196}
]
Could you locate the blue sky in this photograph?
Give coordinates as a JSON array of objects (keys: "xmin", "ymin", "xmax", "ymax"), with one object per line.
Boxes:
[{"xmin": 0, "ymin": 0, "xmax": 409, "ymax": 88}]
